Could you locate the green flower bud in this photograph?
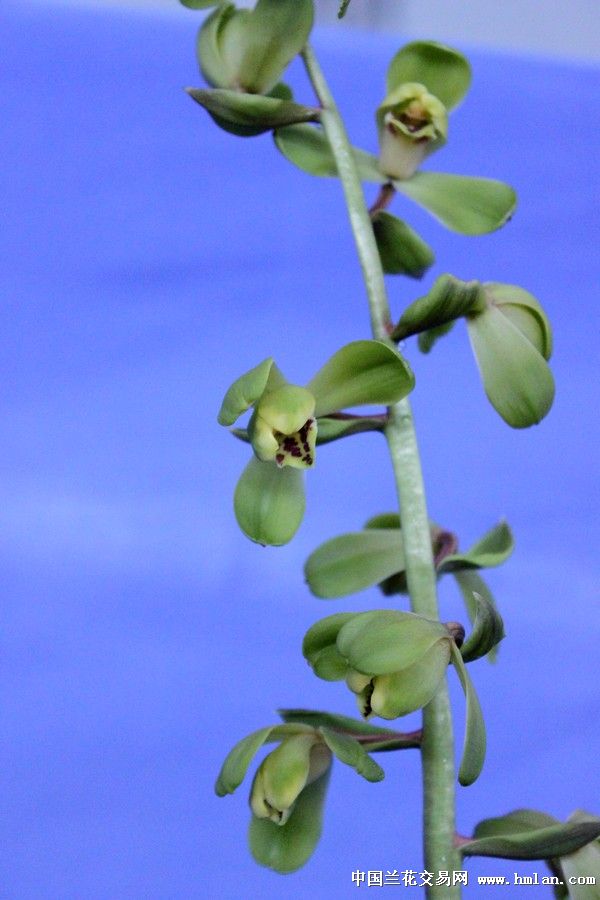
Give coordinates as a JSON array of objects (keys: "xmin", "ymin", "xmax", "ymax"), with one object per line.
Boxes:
[
  {"xmin": 249, "ymin": 734, "xmax": 332, "ymax": 825},
  {"xmin": 197, "ymin": 0, "xmax": 314, "ymax": 95},
  {"xmin": 250, "ymin": 385, "xmax": 317, "ymax": 469},
  {"xmin": 377, "ymin": 83, "xmax": 448, "ymax": 180}
]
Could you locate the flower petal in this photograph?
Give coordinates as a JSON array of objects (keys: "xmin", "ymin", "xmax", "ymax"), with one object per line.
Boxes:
[
  {"xmin": 218, "ymin": 357, "xmax": 275, "ymax": 426},
  {"xmin": 369, "ymin": 641, "xmax": 451, "ymax": 719},
  {"xmin": 318, "ymin": 728, "xmax": 384, "ymax": 782},
  {"xmin": 215, "ymin": 726, "xmax": 276, "ymax": 797}
]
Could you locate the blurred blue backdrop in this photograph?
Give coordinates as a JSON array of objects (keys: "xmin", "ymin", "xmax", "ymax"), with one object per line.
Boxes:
[{"xmin": 2, "ymin": 2, "xmax": 599, "ymax": 897}]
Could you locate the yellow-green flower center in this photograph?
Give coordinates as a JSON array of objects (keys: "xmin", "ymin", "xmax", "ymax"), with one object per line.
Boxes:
[{"xmin": 251, "ymin": 385, "xmax": 318, "ymax": 469}]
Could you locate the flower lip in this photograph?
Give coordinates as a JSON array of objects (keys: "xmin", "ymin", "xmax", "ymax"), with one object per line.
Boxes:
[
  {"xmin": 250, "ymin": 385, "xmax": 318, "ymax": 469},
  {"xmin": 380, "ymin": 82, "xmax": 448, "ymax": 143},
  {"xmin": 250, "ymin": 733, "xmax": 332, "ymax": 825}
]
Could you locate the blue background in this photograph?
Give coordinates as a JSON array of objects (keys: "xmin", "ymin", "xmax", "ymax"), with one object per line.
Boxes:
[{"xmin": 2, "ymin": 2, "xmax": 599, "ymax": 897}]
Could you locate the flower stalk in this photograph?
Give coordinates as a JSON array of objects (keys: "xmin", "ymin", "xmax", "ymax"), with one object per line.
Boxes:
[{"xmin": 301, "ymin": 43, "xmax": 461, "ymax": 894}]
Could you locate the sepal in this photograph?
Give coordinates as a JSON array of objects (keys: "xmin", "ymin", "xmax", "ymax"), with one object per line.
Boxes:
[
  {"xmin": 274, "ymin": 125, "xmax": 385, "ymax": 182},
  {"xmin": 278, "ymin": 708, "xmax": 421, "ymax": 750},
  {"xmin": 335, "ymin": 609, "xmax": 449, "ymax": 676},
  {"xmin": 249, "ymin": 768, "xmax": 330, "ymax": 873},
  {"xmin": 304, "ymin": 530, "xmax": 405, "ymax": 599},
  {"xmin": 234, "ymin": 457, "xmax": 306, "ymax": 545},
  {"xmin": 450, "ymin": 643, "xmax": 486, "ymax": 786},
  {"xmin": 386, "ymin": 41, "xmax": 472, "ymax": 110},
  {"xmin": 318, "ymin": 727, "xmax": 384, "ymax": 782},
  {"xmin": 186, "ymin": 88, "xmax": 319, "ymax": 137},
  {"xmin": 215, "ymin": 723, "xmax": 314, "ymax": 797},
  {"xmin": 459, "ymin": 590, "xmax": 505, "ymax": 663},
  {"xmin": 461, "ymin": 809, "xmax": 600, "ymax": 861},
  {"xmin": 454, "ymin": 570, "xmax": 502, "ymax": 663},
  {"xmin": 483, "ymin": 282, "xmax": 552, "ymax": 360},
  {"xmin": 372, "ymin": 211, "xmax": 435, "ymax": 278},
  {"xmin": 437, "ymin": 522, "xmax": 514, "ymax": 574},
  {"xmin": 394, "ymin": 172, "xmax": 517, "ymax": 235},
  {"xmin": 392, "ymin": 274, "xmax": 485, "ymax": 342}
]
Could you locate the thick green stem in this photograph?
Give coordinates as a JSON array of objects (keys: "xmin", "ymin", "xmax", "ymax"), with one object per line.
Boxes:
[{"xmin": 302, "ymin": 44, "xmax": 461, "ymax": 894}]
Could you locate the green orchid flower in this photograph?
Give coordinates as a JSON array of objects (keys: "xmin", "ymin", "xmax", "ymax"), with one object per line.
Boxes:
[
  {"xmin": 275, "ymin": 41, "xmax": 517, "ymax": 238},
  {"xmin": 215, "ymin": 721, "xmax": 383, "ymax": 873},
  {"xmin": 218, "ymin": 340, "xmax": 414, "ymax": 545},
  {"xmin": 376, "ymin": 41, "xmax": 470, "ymax": 181},
  {"xmin": 377, "ymin": 81, "xmax": 448, "ymax": 180},
  {"xmin": 303, "ymin": 609, "xmax": 487, "ymax": 786},
  {"xmin": 303, "ymin": 610, "xmax": 453, "ymax": 718}
]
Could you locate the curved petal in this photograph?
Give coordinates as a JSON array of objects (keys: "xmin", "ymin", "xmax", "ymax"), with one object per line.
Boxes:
[
  {"xmin": 215, "ymin": 726, "xmax": 276, "ymax": 797},
  {"xmin": 369, "ymin": 641, "xmax": 451, "ymax": 719},
  {"xmin": 234, "ymin": 457, "xmax": 305, "ymax": 546},
  {"xmin": 459, "ymin": 590, "xmax": 505, "ymax": 664},
  {"xmin": 337, "ymin": 609, "xmax": 449, "ymax": 676},
  {"xmin": 395, "ymin": 172, "xmax": 516, "ymax": 235},
  {"xmin": 319, "ymin": 728, "xmax": 384, "ymax": 782},
  {"xmin": 392, "ymin": 274, "xmax": 485, "ymax": 341},
  {"xmin": 450, "ymin": 643, "xmax": 486, "ymax": 786},
  {"xmin": 307, "ymin": 341, "xmax": 414, "ymax": 417},
  {"xmin": 437, "ymin": 522, "xmax": 514, "ymax": 573},
  {"xmin": 218, "ymin": 358, "xmax": 274, "ymax": 426},
  {"xmin": 454, "ymin": 570, "xmax": 501, "ymax": 663}
]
